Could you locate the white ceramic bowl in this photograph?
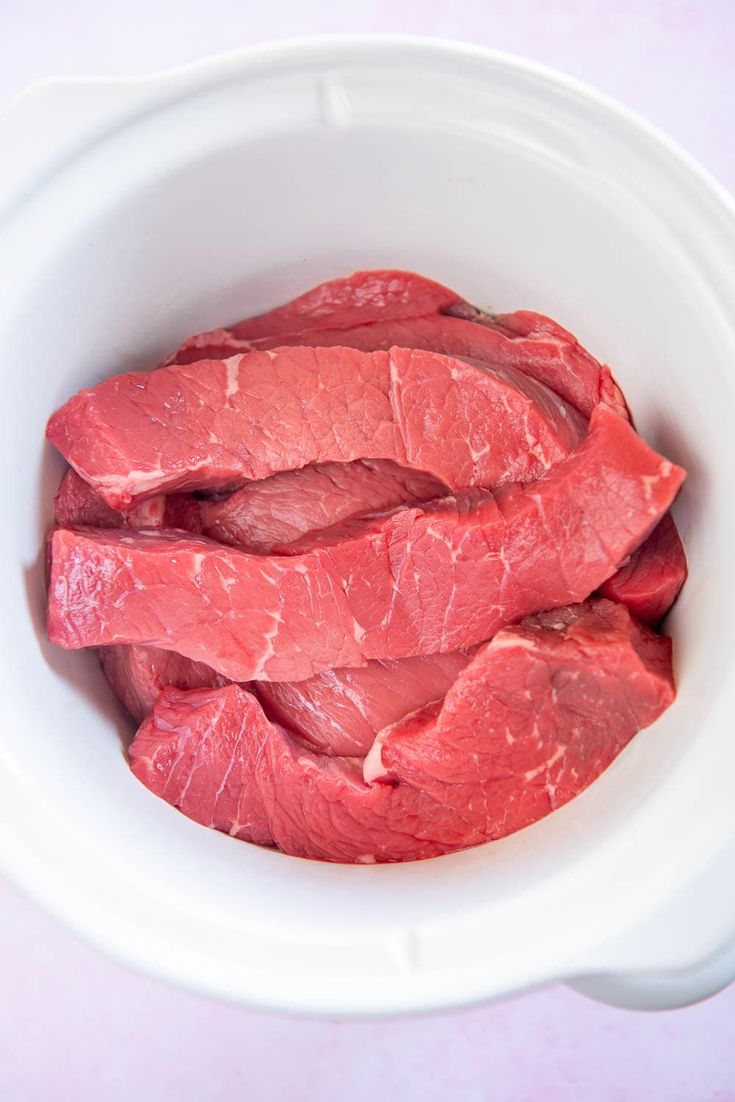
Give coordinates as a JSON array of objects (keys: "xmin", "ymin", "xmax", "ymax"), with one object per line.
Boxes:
[{"xmin": 1, "ymin": 36, "xmax": 734, "ymax": 1016}]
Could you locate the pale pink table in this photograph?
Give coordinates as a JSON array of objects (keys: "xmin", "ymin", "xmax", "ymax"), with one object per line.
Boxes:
[{"xmin": 3, "ymin": 4, "xmax": 734, "ymax": 1099}]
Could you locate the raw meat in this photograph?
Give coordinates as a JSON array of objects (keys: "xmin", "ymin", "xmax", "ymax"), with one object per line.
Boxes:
[
  {"xmin": 54, "ymin": 468, "xmax": 167, "ymax": 529},
  {"xmin": 129, "ymin": 601, "xmax": 674, "ymax": 863},
  {"xmin": 46, "ymin": 345, "xmax": 585, "ymax": 509},
  {"xmin": 100, "ymin": 644, "xmax": 228, "ymax": 723},
  {"xmin": 175, "ymin": 310, "xmax": 627, "ymax": 421},
  {"xmin": 169, "ymin": 280, "xmax": 684, "ymax": 625},
  {"xmin": 47, "ymin": 406, "xmax": 684, "ymax": 682},
  {"xmin": 223, "ymin": 269, "xmax": 461, "ymax": 340},
  {"xmin": 362, "ymin": 599, "xmax": 674, "ymax": 837},
  {"xmin": 199, "ymin": 459, "xmax": 446, "ymax": 553},
  {"xmin": 256, "ymin": 648, "xmax": 476, "ymax": 756},
  {"xmin": 44, "ymin": 268, "xmax": 688, "ymax": 864},
  {"xmin": 130, "ymin": 684, "xmax": 484, "ymax": 862},
  {"xmin": 56, "ymin": 460, "xmax": 451, "ymax": 721},
  {"xmin": 446, "ymin": 303, "xmax": 629, "ymax": 418},
  {"xmin": 55, "ymin": 471, "xmax": 217, "ymax": 721},
  {"xmin": 58, "ymin": 454, "xmax": 445, "ymax": 555},
  {"xmin": 598, "ymin": 512, "xmax": 687, "ymax": 624},
  {"xmin": 55, "ymin": 467, "xmax": 205, "ymax": 535}
]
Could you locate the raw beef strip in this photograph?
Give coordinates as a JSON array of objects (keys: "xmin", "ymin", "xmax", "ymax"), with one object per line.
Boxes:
[
  {"xmin": 100, "ymin": 645, "xmax": 228, "ymax": 723},
  {"xmin": 57, "ymin": 461, "xmax": 446, "ymax": 721},
  {"xmin": 363, "ymin": 600, "xmax": 674, "ymax": 839},
  {"xmin": 54, "ymin": 469, "xmax": 167, "ymax": 529},
  {"xmin": 58, "ymin": 454, "xmax": 444, "ymax": 556},
  {"xmin": 47, "ymin": 406, "xmax": 685, "ymax": 682},
  {"xmin": 251, "ymin": 297, "xmax": 682, "ymax": 624},
  {"xmin": 54, "ymin": 469, "xmax": 206, "ymax": 717},
  {"xmin": 55, "ymin": 468, "xmax": 204, "ymax": 534},
  {"xmin": 598, "ymin": 512, "xmax": 687, "ymax": 624},
  {"xmin": 54, "ymin": 470, "xmax": 213, "ymax": 721},
  {"xmin": 227, "ymin": 269, "xmax": 462, "ymax": 340},
  {"xmin": 256, "ymin": 648, "xmax": 476, "ymax": 757},
  {"xmin": 46, "ymin": 345, "xmax": 585, "ymax": 509},
  {"xmin": 170, "ymin": 269, "xmax": 459, "ymax": 360},
  {"xmin": 93, "ymin": 462, "xmax": 443, "ymax": 719},
  {"xmin": 200, "ymin": 459, "xmax": 446, "ymax": 553},
  {"xmin": 170, "ymin": 286, "xmax": 625, "ymax": 420},
  {"xmin": 170, "ymin": 290, "xmax": 683, "ymax": 622},
  {"xmin": 129, "ymin": 601, "xmax": 673, "ymax": 863},
  {"xmin": 446, "ymin": 303, "xmax": 629, "ymax": 418},
  {"xmin": 130, "ymin": 684, "xmax": 485, "ymax": 863},
  {"xmin": 169, "ymin": 310, "xmax": 624, "ymax": 420}
]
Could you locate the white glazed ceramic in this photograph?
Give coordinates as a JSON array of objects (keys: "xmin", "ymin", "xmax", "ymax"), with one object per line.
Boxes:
[{"xmin": 1, "ymin": 36, "xmax": 734, "ymax": 1016}]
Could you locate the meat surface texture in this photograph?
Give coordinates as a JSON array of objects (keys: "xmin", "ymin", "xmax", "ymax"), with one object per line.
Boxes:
[
  {"xmin": 54, "ymin": 468, "xmax": 167, "ymax": 529},
  {"xmin": 130, "ymin": 684, "xmax": 485, "ymax": 862},
  {"xmin": 227, "ymin": 269, "xmax": 462, "ymax": 339},
  {"xmin": 256, "ymin": 648, "xmax": 476, "ymax": 757},
  {"xmin": 129, "ymin": 601, "xmax": 674, "ymax": 863},
  {"xmin": 47, "ymin": 406, "xmax": 684, "ymax": 682},
  {"xmin": 597, "ymin": 511, "xmax": 687, "ymax": 625},
  {"xmin": 46, "ymin": 345, "xmax": 585, "ymax": 509},
  {"xmin": 100, "ymin": 644, "xmax": 228, "ymax": 723},
  {"xmin": 199, "ymin": 459, "xmax": 446, "ymax": 554},
  {"xmin": 362, "ymin": 600, "xmax": 674, "ymax": 836},
  {"xmin": 45, "ymin": 269, "xmax": 688, "ymax": 864},
  {"xmin": 171, "ymin": 299, "xmax": 626, "ymax": 421},
  {"xmin": 168, "ymin": 282, "xmax": 683, "ymax": 624}
]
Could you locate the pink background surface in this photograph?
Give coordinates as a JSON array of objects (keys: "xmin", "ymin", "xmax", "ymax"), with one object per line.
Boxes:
[{"xmin": 3, "ymin": 3, "xmax": 734, "ymax": 1099}]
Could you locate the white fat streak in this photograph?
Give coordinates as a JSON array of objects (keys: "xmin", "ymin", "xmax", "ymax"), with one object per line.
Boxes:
[
  {"xmin": 641, "ymin": 461, "xmax": 673, "ymax": 503},
  {"xmin": 189, "ymin": 552, "xmax": 205, "ymax": 582},
  {"xmin": 225, "ymin": 359, "xmax": 240, "ymax": 399},
  {"xmin": 378, "ymin": 533, "xmax": 413, "ymax": 628},
  {"xmin": 362, "ymin": 698, "xmax": 443, "ymax": 785},
  {"xmin": 523, "ymin": 743, "xmax": 564, "ymax": 782},
  {"xmin": 187, "ymin": 328, "xmax": 249, "ymax": 350},
  {"xmin": 523, "ymin": 404, "xmax": 550, "ymax": 467},
  {"xmin": 362, "ymin": 731, "xmax": 388, "ymax": 783},
  {"xmin": 251, "ymin": 608, "xmax": 284, "ymax": 679},
  {"xmin": 135, "ymin": 497, "xmax": 165, "ymax": 525},
  {"xmin": 387, "ymin": 350, "xmax": 409, "ymax": 455},
  {"xmin": 489, "ymin": 633, "xmax": 539, "ymax": 653},
  {"xmin": 94, "ymin": 456, "xmax": 216, "ymax": 499}
]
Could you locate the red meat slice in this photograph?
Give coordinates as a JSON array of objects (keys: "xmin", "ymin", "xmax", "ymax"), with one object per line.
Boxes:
[
  {"xmin": 100, "ymin": 644, "xmax": 228, "ymax": 723},
  {"xmin": 171, "ymin": 302, "xmax": 625, "ymax": 420},
  {"xmin": 129, "ymin": 684, "xmax": 485, "ymax": 862},
  {"xmin": 55, "ymin": 467, "xmax": 205, "ymax": 535},
  {"xmin": 54, "ymin": 468, "xmax": 167, "ymax": 529},
  {"xmin": 57, "ymin": 461, "xmax": 452, "ymax": 721},
  {"xmin": 597, "ymin": 512, "xmax": 687, "ymax": 624},
  {"xmin": 129, "ymin": 600, "xmax": 673, "ymax": 863},
  {"xmin": 170, "ymin": 311, "xmax": 625, "ymax": 420},
  {"xmin": 55, "ymin": 470, "xmax": 217, "ymax": 721},
  {"xmin": 170, "ymin": 299, "xmax": 685, "ymax": 624},
  {"xmin": 362, "ymin": 599, "xmax": 674, "ymax": 840},
  {"xmin": 47, "ymin": 407, "xmax": 685, "ymax": 682},
  {"xmin": 46, "ymin": 346, "xmax": 585, "ymax": 509},
  {"xmin": 199, "ymin": 459, "xmax": 446, "ymax": 553},
  {"xmin": 256, "ymin": 648, "xmax": 476, "ymax": 757},
  {"xmin": 227, "ymin": 269, "xmax": 461, "ymax": 340},
  {"xmin": 444, "ymin": 305, "xmax": 687, "ymax": 619},
  {"xmin": 57, "ymin": 456, "xmax": 446, "ymax": 557}
]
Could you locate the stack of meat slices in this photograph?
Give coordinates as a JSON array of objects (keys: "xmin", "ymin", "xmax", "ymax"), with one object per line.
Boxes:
[{"xmin": 45, "ymin": 270, "xmax": 687, "ymax": 863}]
